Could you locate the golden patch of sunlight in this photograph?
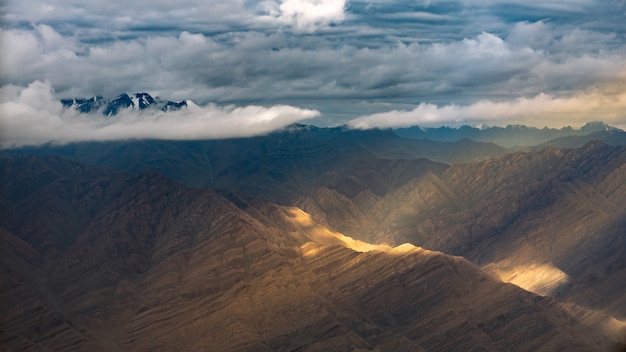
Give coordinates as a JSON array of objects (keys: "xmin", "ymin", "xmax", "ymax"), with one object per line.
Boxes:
[
  {"xmin": 300, "ymin": 242, "xmax": 324, "ymax": 258},
  {"xmin": 283, "ymin": 207, "xmax": 391, "ymax": 254},
  {"xmin": 483, "ymin": 261, "xmax": 571, "ymax": 297},
  {"xmin": 389, "ymin": 243, "xmax": 423, "ymax": 255}
]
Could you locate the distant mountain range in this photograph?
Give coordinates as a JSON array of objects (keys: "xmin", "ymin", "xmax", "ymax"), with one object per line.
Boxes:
[
  {"xmin": 394, "ymin": 121, "xmax": 624, "ymax": 147},
  {"xmin": 59, "ymin": 91, "xmax": 626, "ymax": 149},
  {"xmin": 61, "ymin": 92, "xmax": 188, "ymax": 115},
  {"xmin": 5, "ymin": 123, "xmax": 625, "ymax": 202},
  {"xmin": 2, "ymin": 125, "xmax": 507, "ymax": 203}
]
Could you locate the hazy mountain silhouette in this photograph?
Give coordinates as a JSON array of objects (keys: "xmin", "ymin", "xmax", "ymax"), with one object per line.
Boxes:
[
  {"xmin": 4, "ymin": 125, "xmax": 505, "ymax": 203},
  {"xmin": 536, "ymin": 129, "xmax": 626, "ymax": 149},
  {"xmin": 394, "ymin": 121, "xmax": 623, "ymax": 148}
]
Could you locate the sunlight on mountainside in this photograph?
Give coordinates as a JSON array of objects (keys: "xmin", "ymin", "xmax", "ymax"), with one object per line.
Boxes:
[
  {"xmin": 388, "ymin": 242, "xmax": 425, "ymax": 255},
  {"xmin": 483, "ymin": 261, "xmax": 571, "ymax": 297},
  {"xmin": 283, "ymin": 207, "xmax": 439, "ymax": 261},
  {"xmin": 282, "ymin": 207, "xmax": 391, "ymax": 254},
  {"xmin": 299, "ymin": 242, "xmax": 325, "ymax": 257}
]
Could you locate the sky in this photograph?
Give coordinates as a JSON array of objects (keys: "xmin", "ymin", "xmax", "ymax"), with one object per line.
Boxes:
[{"xmin": 1, "ymin": 0, "xmax": 625, "ymax": 146}]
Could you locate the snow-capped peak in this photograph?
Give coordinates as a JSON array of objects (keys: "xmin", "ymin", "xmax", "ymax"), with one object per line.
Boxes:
[
  {"xmin": 62, "ymin": 92, "xmax": 188, "ymax": 115},
  {"xmin": 185, "ymin": 100, "xmax": 200, "ymax": 112}
]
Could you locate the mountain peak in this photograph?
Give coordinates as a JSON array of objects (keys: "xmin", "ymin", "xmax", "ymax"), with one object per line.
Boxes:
[
  {"xmin": 61, "ymin": 92, "xmax": 188, "ymax": 116},
  {"xmin": 105, "ymin": 93, "xmax": 134, "ymax": 115},
  {"xmin": 580, "ymin": 121, "xmax": 616, "ymax": 133},
  {"xmin": 132, "ymin": 92, "xmax": 156, "ymax": 109}
]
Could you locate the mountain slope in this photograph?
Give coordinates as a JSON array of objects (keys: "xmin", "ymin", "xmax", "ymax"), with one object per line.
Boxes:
[
  {"xmin": 1, "ymin": 155, "xmax": 621, "ymax": 351},
  {"xmin": 298, "ymin": 142, "xmax": 626, "ymax": 322},
  {"xmin": 3, "ymin": 125, "xmax": 504, "ymax": 203}
]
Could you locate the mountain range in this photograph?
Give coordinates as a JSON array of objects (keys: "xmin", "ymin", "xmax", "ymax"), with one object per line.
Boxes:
[
  {"xmin": 2, "ymin": 125, "xmax": 508, "ymax": 203},
  {"xmin": 61, "ymin": 92, "xmax": 188, "ymax": 116},
  {"xmin": 394, "ymin": 121, "xmax": 624, "ymax": 148},
  {"xmin": 1, "ymin": 120, "xmax": 625, "ymax": 351},
  {"xmin": 60, "ymin": 92, "xmax": 626, "ymax": 149}
]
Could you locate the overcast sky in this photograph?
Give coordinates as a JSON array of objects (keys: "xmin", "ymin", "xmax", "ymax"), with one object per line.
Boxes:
[{"xmin": 1, "ymin": 0, "xmax": 625, "ymax": 146}]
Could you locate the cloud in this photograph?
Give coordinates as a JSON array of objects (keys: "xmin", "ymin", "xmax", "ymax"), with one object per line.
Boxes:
[
  {"xmin": 1, "ymin": 1, "xmax": 624, "ymax": 128},
  {"xmin": 3, "ymin": 0, "xmax": 259, "ymax": 37},
  {"xmin": 261, "ymin": 0, "xmax": 348, "ymax": 32},
  {"xmin": 3, "ymin": 25, "xmax": 623, "ymax": 104},
  {"xmin": 4, "ymin": 0, "xmax": 347, "ymax": 37},
  {"xmin": 461, "ymin": 0, "xmax": 593, "ymax": 11},
  {"xmin": 507, "ymin": 20, "xmax": 620, "ymax": 54},
  {"xmin": 347, "ymin": 90, "xmax": 626, "ymax": 129},
  {"xmin": 0, "ymin": 81, "xmax": 319, "ymax": 148}
]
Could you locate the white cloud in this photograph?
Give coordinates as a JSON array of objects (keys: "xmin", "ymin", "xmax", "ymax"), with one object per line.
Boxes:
[
  {"xmin": 5, "ymin": 0, "xmax": 349, "ymax": 36},
  {"xmin": 348, "ymin": 90, "xmax": 626, "ymax": 129},
  {"xmin": 1, "ymin": 7, "xmax": 624, "ymax": 128},
  {"xmin": 0, "ymin": 81, "xmax": 319, "ymax": 148},
  {"xmin": 262, "ymin": 0, "xmax": 348, "ymax": 32},
  {"xmin": 507, "ymin": 21, "xmax": 554, "ymax": 49}
]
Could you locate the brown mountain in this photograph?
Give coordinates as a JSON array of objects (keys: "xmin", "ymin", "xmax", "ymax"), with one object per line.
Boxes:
[
  {"xmin": 297, "ymin": 142, "xmax": 626, "ymax": 331},
  {"xmin": 1, "ymin": 155, "xmax": 622, "ymax": 351}
]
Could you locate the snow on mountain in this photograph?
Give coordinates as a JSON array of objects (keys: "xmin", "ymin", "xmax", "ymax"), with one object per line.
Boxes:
[{"xmin": 62, "ymin": 92, "xmax": 188, "ymax": 115}]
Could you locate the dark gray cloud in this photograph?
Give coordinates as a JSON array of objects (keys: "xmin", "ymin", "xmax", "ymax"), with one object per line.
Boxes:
[{"xmin": 1, "ymin": 0, "xmax": 625, "ymax": 144}]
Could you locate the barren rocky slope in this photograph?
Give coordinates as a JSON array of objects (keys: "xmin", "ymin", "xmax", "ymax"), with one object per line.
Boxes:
[
  {"xmin": 1, "ymin": 155, "xmax": 622, "ymax": 351},
  {"xmin": 298, "ymin": 142, "xmax": 626, "ymax": 323}
]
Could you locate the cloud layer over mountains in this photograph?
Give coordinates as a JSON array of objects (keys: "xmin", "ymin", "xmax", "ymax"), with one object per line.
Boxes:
[
  {"xmin": 1, "ymin": 0, "xmax": 625, "ymax": 143},
  {"xmin": 0, "ymin": 81, "xmax": 318, "ymax": 147}
]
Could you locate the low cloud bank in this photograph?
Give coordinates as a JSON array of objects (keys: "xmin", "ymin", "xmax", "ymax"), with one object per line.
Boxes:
[
  {"xmin": 348, "ymin": 90, "xmax": 626, "ymax": 129},
  {"xmin": 0, "ymin": 81, "xmax": 319, "ymax": 148}
]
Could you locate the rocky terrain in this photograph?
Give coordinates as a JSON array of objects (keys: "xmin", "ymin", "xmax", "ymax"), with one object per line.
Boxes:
[
  {"xmin": 2, "ymin": 125, "xmax": 625, "ymax": 351},
  {"xmin": 297, "ymin": 141, "xmax": 626, "ymax": 332}
]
